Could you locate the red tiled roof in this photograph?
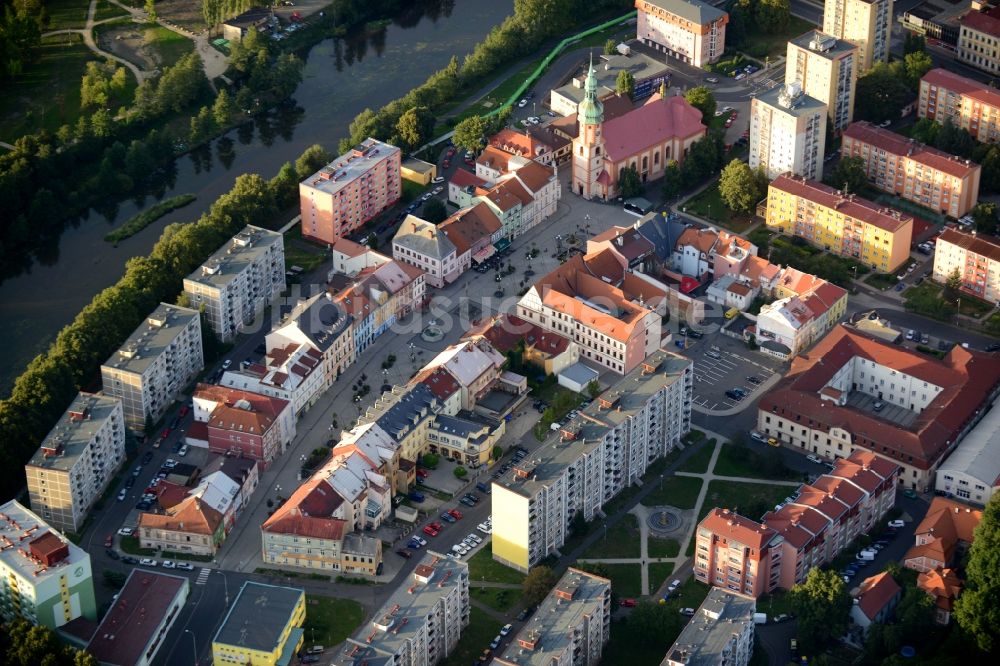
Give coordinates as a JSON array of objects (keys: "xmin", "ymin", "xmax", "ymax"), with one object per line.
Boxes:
[
  {"xmin": 938, "ymin": 227, "xmax": 1000, "ymax": 264},
  {"xmin": 138, "ymin": 497, "xmax": 223, "ymax": 536},
  {"xmin": 331, "ymin": 237, "xmax": 369, "ymax": 258},
  {"xmin": 677, "ymin": 227, "xmax": 719, "ymax": 254},
  {"xmin": 921, "ymin": 68, "xmax": 1000, "ymax": 109},
  {"xmin": 728, "ymin": 282, "xmax": 752, "ymax": 296},
  {"xmin": 961, "ymin": 6, "xmax": 1000, "ymax": 38},
  {"xmin": 700, "ymin": 508, "xmax": 778, "ymax": 550},
  {"xmin": 490, "ymin": 128, "xmax": 552, "ymax": 158},
  {"xmin": 917, "ymin": 567, "xmax": 962, "ymax": 610},
  {"xmin": 914, "ymin": 497, "xmax": 982, "ymax": 545},
  {"xmin": 512, "ymin": 160, "xmax": 556, "ymax": 193},
  {"xmin": 758, "ymin": 325, "xmax": 1000, "ymax": 470},
  {"xmin": 476, "ymin": 146, "xmax": 514, "ymax": 173},
  {"xmin": 261, "ymin": 475, "xmax": 349, "ymax": 541},
  {"xmin": 420, "ymin": 368, "xmax": 461, "ymax": 400},
  {"xmin": 770, "ymin": 174, "xmax": 913, "ymax": 233},
  {"xmin": 450, "ymin": 168, "xmax": 486, "ymax": 189},
  {"xmin": 843, "ymin": 122, "xmax": 980, "ymax": 179},
  {"xmin": 602, "ymin": 95, "xmax": 705, "ymax": 162},
  {"xmin": 856, "ymin": 572, "xmax": 901, "ymax": 621}
]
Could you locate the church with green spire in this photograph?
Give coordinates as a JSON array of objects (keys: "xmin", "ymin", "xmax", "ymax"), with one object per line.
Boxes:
[{"xmin": 571, "ymin": 53, "xmax": 708, "ymax": 201}]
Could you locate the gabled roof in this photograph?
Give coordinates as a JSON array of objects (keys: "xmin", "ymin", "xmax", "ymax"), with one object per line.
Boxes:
[
  {"xmin": 392, "ymin": 215, "xmax": 457, "ymax": 260},
  {"xmin": 961, "ymin": 5, "xmax": 1000, "ymax": 38},
  {"xmin": 641, "ymin": 0, "xmax": 727, "ymax": 25},
  {"xmin": 601, "ymin": 95, "xmax": 705, "ymax": 162},
  {"xmin": 921, "ymin": 68, "xmax": 1000, "ymax": 109},
  {"xmin": 138, "ymin": 496, "xmax": 223, "ymax": 536},
  {"xmin": 420, "ymin": 368, "xmax": 462, "ymax": 400},
  {"xmin": 758, "ymin": 325, "xmax": 1000, "ymax": 470},
  {"xmin": 700, "ymin": 508, "xmax": 778, "ymax": 550},
  {"xmin": 938, "ymin": 227, "xmax": 1000, "ymax": 264},
  {"xmin": 463, "ymin": 314, "xmax": 571, "ymax": 357},
  {"xmin": 511, "ymin": 160, "xmax": 556, "ymax": 193},
  {"xmin": 843, "ymin": 122, "xmax": 980, "ymax": 179},
  {"xmin": 589, "ymin": 225, "xmax": 655, "ymax": 261},
  {"xmin": 331, "ymin": 236, "xmax": 370, "ymax": 258},
  {"xmin": 449, "ymin": 168, "xmax": 487, "ymax": 189},
  {"xmin": 855, "ymin": 572, "xmax": 901, "ymax": 621},
  {"xmin": 676, "ymin": 226, "xmax": 720, "ymax": 255},
  {"xmin": 440, "ymin": 202, "xmax": 503, "ymax": 255},
  {"xmin": 770, "ymin": 174, "xmax": 913, "ymax": 233},
  {"xmin": 917, "ymin": 568, "xmax": 962, "ymax": 610}
]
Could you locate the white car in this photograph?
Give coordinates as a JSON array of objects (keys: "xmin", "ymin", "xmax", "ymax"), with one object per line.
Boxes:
[
  {"xmin": 421, "ymin": 192, "xmax": 432, "ymax": 201},
  {"xmin": 668, "ymin": 579, "xmax": 681, "ymax": 592},
  {"xmin": 139, "ymin": 558, "xmax": 157, "ymax": 567},
  {"xmin": 432, "ymin": 186, "xmax": 444, "ymax": 195},
  {"xmin": 222, "ymin": 359, "xmax": 232, "ymax": 369},
  {"xmin": 518, "ymin": 99, "xmax": 528, "ymax": 108},
  {"xmin": 500, "ymin": 623, "xmax": 513, "ymax": 636},
  {"xmin": 888, "ymin": 519, "xmax": 905, "ymax": 528},
  {"xmin": 806, "ymin": 454, "xmax": 823, "ymax": 464},
  {"xmin": 117, "ymin": 489, "xmax": 127, "ymax": 502},
  {"xmin": 432, "ymin": 176, "xmax": 445, "ymax": 184},
  {"xmin": 176, "ymin": 562, "xmax": 194, "ymax": 571},
  {"xmin": 178, "ymin": 445, "xmax": 189, "ymax": 457},
  {"xmin": 750, "ymin": 431, "xmax": 765, "ymax": 443},
  {"xmin": 161, "ymin": 560, "xmax": 176, "ymax": 569},
  {"xmin": 117, "ymin": 527, "xmax": 134, "ymax": 537},
  {"xmin": 164, "ymin": 459, "xmax": 178, "ymax": 467},
  {"xmin": 477, "ymin": 523, "xmax": 491, "ymax": 534},
  {"xmin": 414, "ymin": 536, "xmax": 427, "ymax": 546}
]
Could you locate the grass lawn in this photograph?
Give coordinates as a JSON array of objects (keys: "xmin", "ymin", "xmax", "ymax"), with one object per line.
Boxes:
[
  {"xmin": 677, "ymin": 440, "xmax": 715, "ymax": 474},
  {"xmin": 302, "ymin": 595, "xmax": 365, "ymax": 648},
  {"xmin": 284, "ymin": 243, "xmax": 328, "ymax": 273},
  {"xmin": 119, "ymin": 536, "xmax": 156, "ymax": 556},
  {"xmin": 95, "ymin": 0, "xmax": 129, "ymax": 21},
  {"xmin": 743, "ymin": 16, "xmax": 818, "ymax": 58},
  {"xmin": 582, "ymin": 515, "xmax": 641, "ymax": 559},
  {"xmin": 760, "ymin": 590, "xmax": 795, "ymax": 618},
  {"xmin": 144, "ymin": 25, "xmax": 196, "ymax": 68},
  {"xmin": 713, "ymin": 442, "xmax": 800, "ymax": 481},
  {"xmin": 698, "ymin": 480, "xmax": 793, "ymax": 523},
  {"xmin": 641, "ymin": 476, "xmax": 703, "ymax": 510},
  {"xmin": 603, "ymin": 564, "xmax": 642, "ymax": 598},
  {"xmin": 468, "ymin": 543, "xmax": 526, "ymax": 585},
  {"xmin": 46, "ymin": 0, "xmax": 90, "ymax": 30},
  {"xmin": 471, "ymin": 586, "xmax": 517, "ymax": 613},
  {"xmin": 682, "ymin": 182, "xmax": 756, "ymax": 233},
  {"xmin": 648, "ymin": 561, "xmax": 675, "ymax": 593},
  {"xmin": 0, "ymin": 33, "xmax": 98, "ymax": 141},
  {"xmin": 648, "ymin": 537, "xmax": 679, "ymax": 559},
  {"xmin": 864, "ymin": 272, "xmax": 902, "ymax": 291},
  {"xmin": 440, "ymin": 607, "xmax": 505, "ymax": 666}
]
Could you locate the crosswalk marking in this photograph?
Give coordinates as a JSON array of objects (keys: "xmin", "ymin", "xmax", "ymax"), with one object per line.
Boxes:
[{"xmin": 195, "ymin": 568, "xmax": 211, "ymax": 585}]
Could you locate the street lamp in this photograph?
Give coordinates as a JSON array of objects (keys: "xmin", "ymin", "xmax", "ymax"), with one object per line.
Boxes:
[
  {"xmin": 183, "ymin": 629, "xmax": 198, "ymax": 666},
  {"xmin": 216, "ymin": 570, "xmax": 229, "ymax": 607}
]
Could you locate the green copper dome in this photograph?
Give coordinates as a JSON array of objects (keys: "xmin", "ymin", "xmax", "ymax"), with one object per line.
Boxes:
[{"xmin": 578, "ymin": 54, "xmax": 604, "ymax": 126}]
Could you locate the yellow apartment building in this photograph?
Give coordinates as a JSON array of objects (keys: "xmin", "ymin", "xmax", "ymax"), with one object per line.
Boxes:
[
  {"xmin": 786, "ymin": 31, "xmax": 859, "ymax": 134},
  {"xmin": 212, "ymin": 582, "xmax": 305, "ymax": 666},
  {"xmin": 766, "ymin": 173, "xmax": 914, "ymax": 273},
  {"xmin": 823, "ymin": 0, "xmax": 893, "ymax": 72}
]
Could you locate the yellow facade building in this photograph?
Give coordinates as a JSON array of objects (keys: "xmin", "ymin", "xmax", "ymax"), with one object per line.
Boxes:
[
  {"xmin": 785, "ymin": 31, "xmax": 859, "ymax": 135},
  {"xmin": 823, "ymin": 0, "xmax": 893, "ymax": 72},
  {"xmin": 765, "ymin": 173, "xmax": 914, "ymax": 273},
  {"xmin": 212, "ymin": 582, "xmax": 305, "ymax": 666}
]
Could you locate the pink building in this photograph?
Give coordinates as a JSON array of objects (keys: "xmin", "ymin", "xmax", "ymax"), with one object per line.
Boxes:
[
  {"xmin": 299, "ymin": 138, "xmax": 401, "ymax": 244},
  {"xmin": 191, "ymin": 384, "xmax": 295, "ymax": 467},
  {"xmin": 695, "ymin": 449, "xmax": 899, "ymax": 597}
]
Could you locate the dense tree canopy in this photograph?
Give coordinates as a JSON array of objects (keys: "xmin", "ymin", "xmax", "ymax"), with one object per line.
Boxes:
[
  {"xmin": 791, "ymin": 569, "xmax": 851, "ymax": 652},
  {"xmin": 827, "ymin": 156, "xmax": 868, "ymax": 194},
  {"xmin": 955, "ymin": 494, "xmax": 1000, "ymax": 652},
  {"xmin": 854, "ymin": 62, "xmax": 913, "ymax": 124},
  {"xmin": 617, "ymin": 165, "xmax": 642, "ymax": 199},
  {"xmin": 615, "ymin": 69, "xmax": 635, "ymax": 99},
  {"xmin": 684, "ymin": 86, "xmax": 716, "ymax": 125},
  {"xmin": 522, "ymin": 565, "xmax": 558, "ymax": 608},
  {"xmin": 452, "ymin": 114, "xmax": 487, "ymax": 154},
  {"xmin": 718, "ymin": 159, "xmax": 767, "ymax": 213}
]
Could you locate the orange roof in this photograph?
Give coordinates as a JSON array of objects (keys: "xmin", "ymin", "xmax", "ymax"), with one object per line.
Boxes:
[
  {"xmin": 440, "ymin": 202, "xmax": 502, "ymax": 255},
  {"xmin": 843, "ymin": 122, "xmax": 980, "ymax": 179},
  {"xmin": 770, "ymin": 174, "xmax": 913, "ymax": 233},
  {"xmin": 331, "ymin": 237, "xmax": 369, "ymax": 258},
  {"xmin": 758, "ymin": 325, "xmax": 1000, "ymax": 470},
  {"xmin": 921, "ymin": 68, "xmax": 1000, "ymax": 110},
  {"xmin": 856, "ymin": 572, "xmax": 901, "ymax": 621},
  {"xmin": 914, "ymin": 497, "xmax": 982, "ymax": 546},
  {"xmin": 490, "ymin": 128, "xmax": 551, "ymax": 158},
  {"xmin": 138, "ymin": 497, "xmax": 223, "ymax": 536},
  {"xmin": 476, "ymin": 146, "xmax": 513, "ymax": 173},
  {"xmin": 699, "ymin": 508, "xmax": 778, "ymax": 551},
  {"xmin": 512, "ymin": 160, "xmax": 556, "ymax": 193},
  {"xmin": 261, "ymin": 475, "xmax": 349, "ymax": 541},
  {"xmin": 463, "ymin": 314, "xmax": 571, "ymax": 356},
  {"xmin": 677, "ymin": 227, "xmax": 719, "ymax": 254},
  {"xmin": 917, "ymin": 568, "xmax": 963, "ymax": 610}
]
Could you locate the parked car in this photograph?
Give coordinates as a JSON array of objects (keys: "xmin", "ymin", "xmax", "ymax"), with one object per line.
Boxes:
[
  {"xmin": 104, "ymin": 535, "xmax": 114, "ymax": 548},
  {"xmin": 178, "ymin": 445, "xmax": 189, "ymax": 456},
  {"xmin": 888, "ymin": 519, "xmax": 905, "ymax": 528},
  {"xmin": 873, "ymin": 401, "xmax": 885, "ymax": 412},
  {"xmin": 705, "ymin": 77, "xmax": 719, "ymax": 83},
  {"xmin": 449, "ymin": 509, "xmax": 463, "ymax": 520},
  {"xmin": 139, "ymin": 558, "xmax": 158, "ymax": 567},
  {"xmin": 117, "ymin": 527, "xmax": 134, "ymax": 536},
  {"xmin": 161, "ymin": 561, "xmax": 176, "ymax": 569},
  {"xmin": 750, "ymin": 431, "xmax": 766, "ymax": 443},
  {"xmin": 679, "ymin": 608, "xmax": 696, "ymax": 616},
  {"xmin": 117, "ymin": 489, "xmax": 127, "ymax": 502},
  {"xmin": 106, "ymin": 548, "xmax": 120, "ymax": 560},
  {"xmin": 396, "ymin": 549, "xmax": 412, "ymax": 559},
  {"xmin": 409, "ymin": 491, "xmax": 425, "ymax": 503},
  {"xmin": 176, "ymin": 562, "xmax": 194, "ymax": 570},
  {"xmin": 619, "ymin": 598, "xmax": 636, "ymax": 607},
  {"xmin": 432, "ymin": 176, "xmax": 445, "ymax": 184},
  {"xmin": 490, "ymin": 636, "xmax": 502, "ymax": 650},
  {"xmin": 122, "ymin": 555, "xmax": 139, "ymax": 565},
  {"xmin": 806, "ymin": 454, "xmax": 823, "ymax": 464},
  {"xmin": 422, "ymin": 525, "xmax": 439, "ymax": 537},
  {"xmin": 500, "ymin": 623, "xmax": 513, "ymax": 636}
]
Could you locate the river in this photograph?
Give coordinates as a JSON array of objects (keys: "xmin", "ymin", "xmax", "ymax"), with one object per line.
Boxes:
[{"xmin": 0, "ymin": 0, "xmax": 513, "ymax": 396}]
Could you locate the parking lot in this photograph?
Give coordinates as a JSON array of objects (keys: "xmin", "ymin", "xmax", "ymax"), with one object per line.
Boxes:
[{"xmin": 683, "ymin": 333, "xmax": 784, "ymax": 411}]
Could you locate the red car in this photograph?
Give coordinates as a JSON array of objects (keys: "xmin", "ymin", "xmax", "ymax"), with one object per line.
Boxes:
[
  {"xmin": 443, "ymin": 159, "xmax": 450, "ymax": 168},
  {"xmin": 423, "ymin": 525, "xmax": 439, "ymax": 537},
  {"xmin": 161, "ymin": 428, "xmax": 171, "ymax": 440},
  {"xmin": 464, "ymin": 157, "xmax": 474, "ymax": 166},
  {"xmin": 447, "ymin": 147, "xmax": 456, "ymax": 157},
  {"xmin": 104, "ymin": 535, "xmax": 113, "ymax": 548},
  {"xmin": 429, "ymin": 521, "xmax": 443, "ymax": 531},
  {"xmin": 178, "ymin": 405, "xmax": 189, "ymax": 417},
  {"xmin": 619, "ymin": 598, "xmax": 636, "ymax": 607},
  {"xmin": 448, "ymin": 509, "xmax": 463, "ymax": 520},
  {"xmin": 416, "ymin": 469, "xmax": 429, "ymax": 479}
]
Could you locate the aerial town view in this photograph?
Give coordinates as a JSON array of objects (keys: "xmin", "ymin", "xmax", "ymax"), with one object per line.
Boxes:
[{"xmin": 5, "ymin": 0, "xmax": 1000, "ymax": 664}]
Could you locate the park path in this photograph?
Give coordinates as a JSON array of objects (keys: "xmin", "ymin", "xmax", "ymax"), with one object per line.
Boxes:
[
  {"xmin": 577, "ymin": 434, "xmax": 804, "ymax": 597},
  {"xmin": 43, "ymin": 0, "xmax": 148, "ymax": 84}
]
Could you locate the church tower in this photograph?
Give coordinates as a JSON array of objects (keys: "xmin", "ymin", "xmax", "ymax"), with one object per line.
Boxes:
[{"xmin": 572, "ymin": 55, "xmax": 607, "ymax": 200}]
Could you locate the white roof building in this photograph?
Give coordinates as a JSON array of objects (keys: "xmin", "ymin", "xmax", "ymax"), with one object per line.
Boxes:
[{"xmin": 936, "ymin": 404, "xmax": 1000, "ymax": 506}]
